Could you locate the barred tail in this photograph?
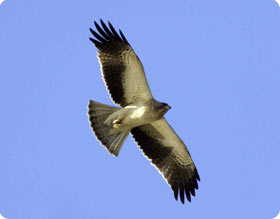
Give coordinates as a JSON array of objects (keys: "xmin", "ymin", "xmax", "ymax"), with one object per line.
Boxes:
[{"xmin": 88, "ymin": 100, "xmax": 129, "ymax": 156}]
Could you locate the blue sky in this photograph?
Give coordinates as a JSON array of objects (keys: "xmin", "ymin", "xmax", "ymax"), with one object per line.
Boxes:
[{"xmin": 0, "ymin": 0, "xmax": 280, "ymax": 218}]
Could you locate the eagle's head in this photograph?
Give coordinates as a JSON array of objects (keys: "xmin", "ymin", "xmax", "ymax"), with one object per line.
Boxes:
[{"xmin": 156, "ymin": 102, "xmax": 171, "ymax": 116}]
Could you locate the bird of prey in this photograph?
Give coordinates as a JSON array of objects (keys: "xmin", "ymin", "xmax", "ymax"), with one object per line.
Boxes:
[{"xmin": 88, "ymin": 19, "xmax": 200, "ymax": 204}]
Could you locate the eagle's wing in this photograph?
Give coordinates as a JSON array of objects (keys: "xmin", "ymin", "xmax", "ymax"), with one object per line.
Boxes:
[
  {"xmin": 89, "ymin": 20, "xmax": 153, "ymax": 107},
  {"xmin": 131, "ymin": 118, "xmax": 200, "ymax": 204}
]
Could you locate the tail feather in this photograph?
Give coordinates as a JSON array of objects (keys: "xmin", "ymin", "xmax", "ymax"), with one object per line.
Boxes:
[{"xmin": 88, "ymin": 100, "xmax": 129, "ymax": 156}]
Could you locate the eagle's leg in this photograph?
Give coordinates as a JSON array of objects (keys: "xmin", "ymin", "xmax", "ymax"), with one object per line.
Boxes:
[{"xmin": 112, "ymin": 119, "xmax": 122, "ymax": 128}]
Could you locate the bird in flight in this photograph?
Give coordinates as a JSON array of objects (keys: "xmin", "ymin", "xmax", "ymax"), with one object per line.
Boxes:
[{"xmin": 88, "ymin": 19, "xmax": 200, "ymax": 204}]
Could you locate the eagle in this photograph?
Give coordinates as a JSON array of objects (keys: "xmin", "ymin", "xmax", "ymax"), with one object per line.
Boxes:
[{"xmin": 88, "ymin": 19, "xmax": 200, "ymax": 204}]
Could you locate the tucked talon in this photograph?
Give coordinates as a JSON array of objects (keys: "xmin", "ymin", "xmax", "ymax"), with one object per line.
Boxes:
[{"xmin": 113, "ymin": 119, "xmax": 121, "ymax": 128}]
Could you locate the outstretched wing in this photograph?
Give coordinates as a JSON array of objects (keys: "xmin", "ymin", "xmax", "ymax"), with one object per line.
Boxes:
[
  {"xmin": 131, "ymin": 118, "xmax": 200, "ymax": 204},
  {"xmin": 89, "ymin": 19, "xmax": 153, "ymax": 107}
]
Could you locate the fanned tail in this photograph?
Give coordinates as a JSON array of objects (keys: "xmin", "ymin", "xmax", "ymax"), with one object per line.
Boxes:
[{"xmin": 88, "ymin": 100, "xmax": 129, "ymax": 156}]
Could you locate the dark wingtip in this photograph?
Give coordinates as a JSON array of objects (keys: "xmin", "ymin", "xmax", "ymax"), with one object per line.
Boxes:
[
  {"xmin": 172, "ymin": 181, "xmax": 198, "ymax": 203},
  {"xmin": 190, "ymin": 187, "xmax": 196, "ymax": 196},
  {"xmin": 92, "ymin": 20, "xmax": 110, "ymax": 41},
  {"xmin": 89, "ymin": 37, "xmax": 95, "ymax": 43},
  {"xmin": 193, "ymin": 181, "xmax": 198, "ymax": 190},
  {"xmin": 119, "ymin": 29, "xmax": 129, "ymax": 44},
  {"xmin": 94, "ymin": 20, "xmax": 101, "ymax": 31},
  {"xmin": 180, "ymin": 186, "xmax": 185, "ymax": 204},
  {"xmin": 100, "ymin": 18, "xmax": 105, "ymax": 26},
  {"xmin": 195, "ymin": 169, "xmax": 201, "ymax": 181},
  {"xmin": 186, "ymin": 191, "xmax": 191, "ymax": 202},
  {"xmin": 172, "ymin": 185, "xmax": 179, "ymax": 201},
  {"xmin": 89, "ymin": 37, "xmax": 102, "ymax": 47},
  {"xmin": 100, "ymin": 19, "xmax": 113, "ymax": 38},
  {"xmin": 89, "ymin": 28, "xmax": 97, "ymax": 38},
  {"xmin": 90, "ymin": 19, "xmax": 129, "ymax": 46},
  {"xmin": 108, "ymin": 21, "xmax": 122, "ymax": 41}
]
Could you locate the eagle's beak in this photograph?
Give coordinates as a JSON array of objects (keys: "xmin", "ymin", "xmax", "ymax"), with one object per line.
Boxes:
[{"xmin": 163, "ymin": 104, "xmax": 171, "ymax": 114}]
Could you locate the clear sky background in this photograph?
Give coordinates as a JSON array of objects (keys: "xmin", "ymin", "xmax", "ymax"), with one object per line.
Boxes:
[{"xmin": 0, "ymin": 0, "xmax": 280, "ymax": 218}]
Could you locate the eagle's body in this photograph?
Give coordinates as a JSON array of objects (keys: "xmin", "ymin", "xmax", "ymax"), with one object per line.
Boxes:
[
  {"xmin": 105, "ymin": 105, "xmax": 164, "ymax": 133},
  {"xmin": 88, "ymin": 20, "xmax": 200, "ymax": 204}
]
